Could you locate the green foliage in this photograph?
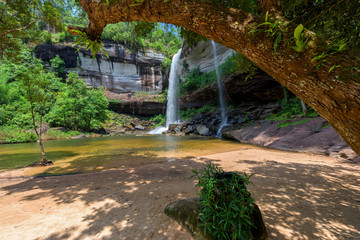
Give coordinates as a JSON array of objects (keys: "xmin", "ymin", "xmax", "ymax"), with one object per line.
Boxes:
[
  {"xmin": 0, "ymin": 47, "xmax": 110, "ymax": 142},
  {"xmin": 311, "ymin": 39, "xmax": 349, "ymax": 71},
  {"xmin": 45, "ymin": 129, "xmax": 83, "ymax": 139},
  {"xmin": 181, "ymin": 105, "xmax": 217, "ymax": 121},
  {"xmin": 46, "ymin": 72, "xmax": 109, "ymax": 131},
  {"xmin": 267, "ymin": 97, "xmax": 318, "ymax": 121},
  {"xmin": 192, "ymin": 163, "xmax": 255, "ymax": 240},
  {"xmin": 227, "ymin": 54, "xmax": 257, "ymax": 79},
  {"xmin": 154, "ymin": 89, "xmax": 168, "ymax": 103},
  {"xmin": 180, "ymin": 53, "xmax": 256, "ymax": 95},
  {"xmin": 162, "ymin": 57, "xmax": 172, "ymax": 69},
  {"xmin": 101, "ymin": 22, "xmax": 182, "ymax": 57},
  {"xmin": 0, "ymin": 0, "xmax": 65, "ymax": 60},
  {"xmin": 281, "ymin": 0, "xmax": 360, "ymax": 54},
  {"xmin": 180, "ymin": 68, "xmax": 216, "ymax": 95},
  {"xmin": 277, "ymin": 119, "xmax": 310, "ymax": 128},
  {"xmin": 291, "ymin": 24, "xmax": 307, "ymax": 52},
  {"xmin": 72, "ymin": 30, "xmax": 109, "ymax": 59},
  {"xmin": 0, "ymin": 126, "xmax": 37, "ymax": 143},
  {"xmin": 50, "ymin": 55, "xmax": 65, "ymax": 76},
  {"xmin": 149, "ymin": 114, "xmax": 166, "ymax": 127}
]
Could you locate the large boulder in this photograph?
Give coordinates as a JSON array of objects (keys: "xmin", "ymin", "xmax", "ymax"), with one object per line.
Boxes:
[
  {"xmin": 164, "ymin": 198, "xmax": 267, "ymax": 240},
  {"xmin": 195, "ymin": 124, "xmax": 210, "ymax": 136}
]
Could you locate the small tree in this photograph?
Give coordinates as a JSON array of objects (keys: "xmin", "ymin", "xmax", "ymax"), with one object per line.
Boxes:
[
  {"xmin": 46, "ymin": 72, "xmax": 109, "ymax": 131},
  {"xmin": 19, "ymin": 64, "xmax": 53, "ymax": 166}
]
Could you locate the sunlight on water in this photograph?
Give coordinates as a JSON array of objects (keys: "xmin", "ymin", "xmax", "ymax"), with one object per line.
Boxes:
[{"xmin": 0, "ymin": 135, "xmax": 246, "ymax": 176}]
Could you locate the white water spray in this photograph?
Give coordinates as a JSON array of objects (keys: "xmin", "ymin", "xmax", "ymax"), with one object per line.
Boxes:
[
  {"xmin": 211, "ymin": 40, "xmax": 228, "ymax": 137},
  {"xmin": 166, "ymin": 49, "xmax": 182, "ymax": 127},
  {"xmin": 148, "ymin": 49, "xmax": 182, "ymax": 134}
]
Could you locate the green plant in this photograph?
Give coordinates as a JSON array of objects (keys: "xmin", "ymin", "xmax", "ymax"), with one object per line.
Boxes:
[
  {"xmin": 311, "ymin": 39, "xmax": 348, "ymax": 71},
  {"xmin": 50, "ymin": 55, "xmax": 65, "ymax": 76},
  {"xmin": 154, "ymin": 89, "xmax": 168, "ymax": 103},
  {"xmin": 179, "ymin": 53, "xmax": 256, "ymax": 96},
  {"xmin": 46, "ymin": 72, "xmax": 109, "ymax": 131},
  {"xmin": 192, "ymin": 163, "xmax": 255, "ymax": 240},
  {"xmin": 277, "ymin": 119, "xmax": 310, "ymax": 128},
  {"xmin": 180, "ymin": 105, "xmax": 217, "ymax": 121},
  {"xmin": 150, "ymin": 114, "xmax": 166, "ymax": 127},
  {"xmin": 267, "ymin": 97, "xmax": 318, "ymax": 121},
  {"xmin": 291, "ymin": 24, "xmax": 307, "ymax": 52},
  {"xmin": 45, "ymin": 129, "xmax": 83, "ymax": 139},
  {"xmin": 72, "ymin": 30, "xmax": 109, "ymax": 59},
  {"xmin": 0, "ymin": 126, "xmax": 37, "ymax": 143}
]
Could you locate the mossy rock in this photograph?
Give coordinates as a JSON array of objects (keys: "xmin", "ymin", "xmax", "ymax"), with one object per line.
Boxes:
[{"xmin": 164, "ymin": 197, "xmax": 267, "ymax": 240}]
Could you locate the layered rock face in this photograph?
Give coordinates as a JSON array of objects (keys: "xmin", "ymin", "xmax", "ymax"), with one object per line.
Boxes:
[
  {"xmin": 178, "ymin": 40, "xmax": 235, "ymax": 77},
  {"xmin": 35, "ymin": 42, "xmax": 166, "ymax": 93}
]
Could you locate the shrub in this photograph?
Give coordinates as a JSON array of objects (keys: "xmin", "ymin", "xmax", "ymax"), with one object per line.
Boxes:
[
  {"xmin": 45, "ymin": 129, "xmax": 83, "ymax": 139},
  {"xmin": 192, "ymin": 163, "xmax": 255, "ymax": 239},
  {"xmin": 179, "ymin": 67, "xmax": 216, "ymax": 96},
  {"xmin": 0, "ymin": 126, "xmax": 37, "ymax": 143},
  {"xmin": 150, "ymin": 114, "xmax": 166, "ymax": 127},
  {"xmin": 267, "ymin": 97, "xmax": 318, "ymax": 120},
  {"xmin": 50, "ymin": 55, "xmax": 65, "ymax": 76},
  {"xmin": 179, "ymin": 53, "xmax": 257, "ymax": 96},
  {"xmin": 180, "ymin": 104, "xmax": 217, "ymax": 121}
]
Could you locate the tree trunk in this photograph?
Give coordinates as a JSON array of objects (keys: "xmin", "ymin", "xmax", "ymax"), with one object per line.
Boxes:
[
  {"xmin": 301, "ymin": 100, "xmax": 307, "ymax": 116},
  {"xmin": 39, "ymin": 137, "xmax": 48, "ymax": 165},
  {"xmin": 38, "ymin": 114, "xmax": 48, "ymax": 166},
  {"xmin": 69, "ymin": 0, "xmax": 360, "ymax": 156}
]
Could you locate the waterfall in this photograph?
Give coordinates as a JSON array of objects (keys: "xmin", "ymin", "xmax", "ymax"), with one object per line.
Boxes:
[
  {"xmin": 166, "ymin": 48, "xmax": 182, "ymax": 127},
  {"xmin": 148, "ymin": 49, "xmax": 182, "ymax": 134},
  {"xmin": 151, "ymin": 66, "xmax": 156, "ymax": 91},
  {"xmin": 211, "ymin": 40, "xmax": 228, "ymax": 137}
]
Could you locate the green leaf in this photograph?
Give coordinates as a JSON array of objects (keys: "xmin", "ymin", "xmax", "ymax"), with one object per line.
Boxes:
[
  {"xmin": 339, "ymin": 42, "xmax": 347, "ymax": 51},
  {"xmin": 294, "ymin": 24, "xmax": 304, "ymax": 41},
  {"xmin": 274, "ymin": 34, "xmax": 282, "ymax": 52},
  {"xmin": 265, "ymin": 11, "xmax": 269, "ymax": 23},
  {"xmin": 99, "ymin": 42, "xmax": 110, "ymax": 59}
]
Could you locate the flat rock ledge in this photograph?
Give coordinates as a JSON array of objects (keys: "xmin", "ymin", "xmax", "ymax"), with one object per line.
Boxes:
[{"xmin": 164, "ymin": 198, "xmax": 267, "ymax": 240}]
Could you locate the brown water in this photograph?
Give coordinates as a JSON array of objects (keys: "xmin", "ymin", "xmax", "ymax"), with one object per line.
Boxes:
[{"xmin": 0, "ymin": 135, "xmax": 245, "ymax": 176}]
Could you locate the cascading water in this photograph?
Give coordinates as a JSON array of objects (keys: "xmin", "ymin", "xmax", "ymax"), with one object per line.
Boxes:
[
  {"xmin": 166, "ymin": 48, "xmax": 182, "ymax": 127},
  {"xmin": 151, "ymin": 66, "xmax": 156, "ymax": 91},
  {"xmin": 148, "ymin": 49, "xmax": 182, "ymax": 134},
  {"xmin": 211, "ymin": 40, "xmax": 228, "ymax": 137}
]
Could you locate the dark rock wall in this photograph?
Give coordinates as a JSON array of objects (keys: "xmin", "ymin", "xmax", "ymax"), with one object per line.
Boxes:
[{"xmin": 180, "ymin": 71, "xmax": 284, "ymax": 109}]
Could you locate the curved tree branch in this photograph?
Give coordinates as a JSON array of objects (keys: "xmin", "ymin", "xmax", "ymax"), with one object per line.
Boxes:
[{"xmin": 0, "ymin": 19, "xmax": 38, "ymax": 38}]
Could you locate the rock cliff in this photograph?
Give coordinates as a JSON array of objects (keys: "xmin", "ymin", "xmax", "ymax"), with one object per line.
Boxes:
[
  {"xmin": 35, "ymin": 42, "xmax": 166, "ymax": 93},
  {"xmin": 178, "ymin": 40, "xmax": 235, "ymax": 77}
]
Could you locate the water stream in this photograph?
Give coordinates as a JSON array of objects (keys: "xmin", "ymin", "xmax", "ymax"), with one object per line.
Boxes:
[
  {"xmin": 211, "ymin": 40, "xmax": 228, "ymax": 137},
  {"xmin": 148, "ymin": 49, "xmax": 182, "ymax": 134},
  {"xmin": 166, "ymin": 49, "xmax": 182, "ymax": 127}
]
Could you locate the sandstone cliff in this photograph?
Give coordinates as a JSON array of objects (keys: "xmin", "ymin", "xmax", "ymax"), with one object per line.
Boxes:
[{"xmin": 35, "ymin": 41, "xmax": 167, "ymax": 93}]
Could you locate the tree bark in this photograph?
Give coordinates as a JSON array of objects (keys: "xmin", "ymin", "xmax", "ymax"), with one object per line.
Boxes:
[
  {"xmin": 68, "ymin": 0, "xmax": 360, "ymax": 156},
  {"xmin": 301, "ymin": 100, "xmax": 307, "ymax": 116}
]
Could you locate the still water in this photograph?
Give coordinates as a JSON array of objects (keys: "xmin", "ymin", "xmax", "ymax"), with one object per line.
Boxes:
[{"xmin": 0, "ymin": 135, "xmax": 244, "ymax": 176}]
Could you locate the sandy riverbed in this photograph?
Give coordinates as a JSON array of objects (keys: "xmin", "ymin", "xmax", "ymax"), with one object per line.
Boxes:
[{"xmin": 0, "ymin": 146, "xmax": 359, "ymax": 240}]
